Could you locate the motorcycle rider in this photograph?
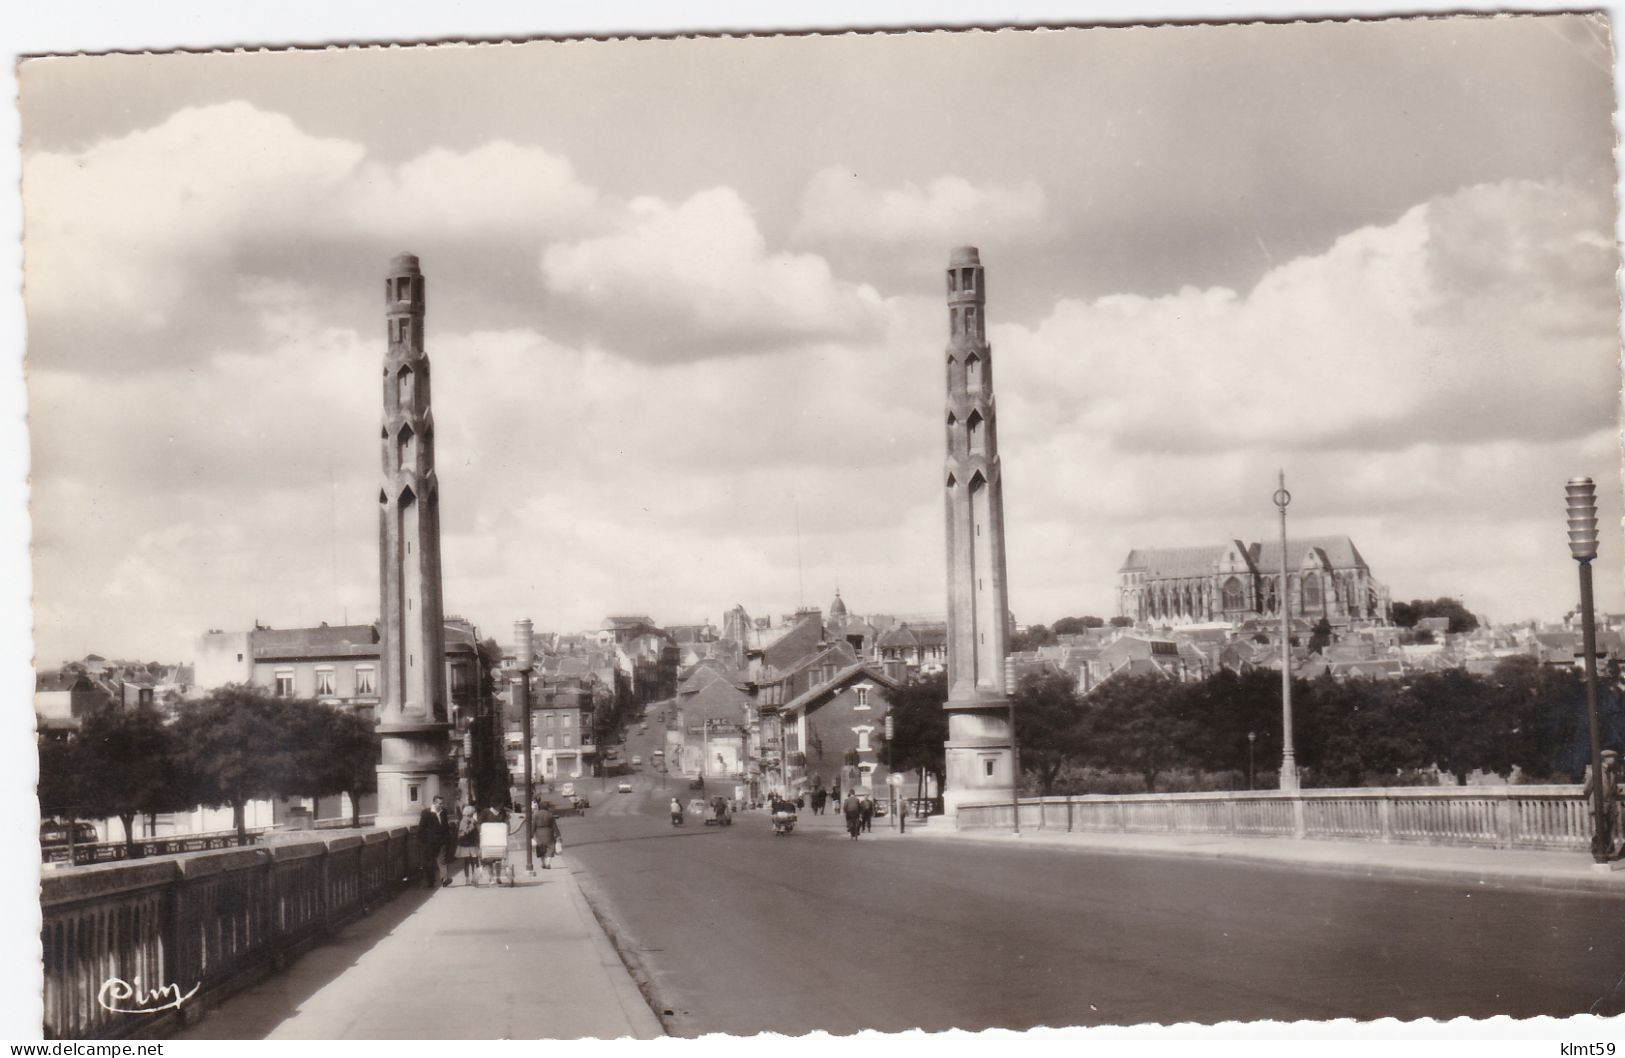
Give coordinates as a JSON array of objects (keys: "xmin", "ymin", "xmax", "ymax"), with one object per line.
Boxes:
[{"xmin": 670, "ymin": 796, "xmax": 684, "ymax": 826}]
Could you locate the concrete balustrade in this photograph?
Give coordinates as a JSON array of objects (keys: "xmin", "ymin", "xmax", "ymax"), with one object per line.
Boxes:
[
  {"xmin": 956, "ymin": 786, "xmax": 1612, "ymax": 851},
  {"xmin": 39, "ymin": 826, "xmax": 420, "ymax": 1040}
]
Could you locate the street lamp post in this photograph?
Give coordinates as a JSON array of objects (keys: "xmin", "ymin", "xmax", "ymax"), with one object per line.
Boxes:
[
  {"xmin": 1247, "ymin": 731, "xmax": 1256, "ymax": 791},
  {"xmin": 1273, "ymin": 471, "xmax": 1299, "ymax": 792},
  {"xmin": 1006, "ymin": 655, "xmax": 1020, "ymax": 836},
  {"xmin": 1566, "ymin": 478, "xmax": 1612, "ymax": 865},
  {"xmin": 515, "ymin": 619, "xmax": 535, "ymax": 876}
]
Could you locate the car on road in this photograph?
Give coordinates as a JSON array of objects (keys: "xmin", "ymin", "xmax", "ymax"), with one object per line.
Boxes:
[
  {"xmin": 652, "ymin": 749, "xmax": 664, "ymax": 759},
  {"xmin": 617, "ymin": 781, "xmax": 633, "ymax": 793},
  {"xmin": 689, "ymin": 776, "xmax": 705, "ymax": 790},
  {"xmin": 561, "ymin": 782, "xmax": 575, "ymax": 798},
  {"xmin": 632, "ymin": 755, "xmax": 642, "ymax": 766},
  {"xmin": 639, "ymin": 724, "xmax": 648, "ymax": 734},
  {"xmin": 687, "ymin": 799, "xmax": 709, "ymax": 817}
]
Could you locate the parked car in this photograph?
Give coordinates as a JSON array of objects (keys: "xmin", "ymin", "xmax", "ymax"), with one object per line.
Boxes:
[
  {"xmin": 632, "ymin": 755, "xmax": 642, "ymax": 766},
  {"xmin": 617, "ymin": 782, "xmax": 633, "ymax": 793},
  {"xmin": 687, "ymin": 799, "xmax": 709, "ymax": 817}
]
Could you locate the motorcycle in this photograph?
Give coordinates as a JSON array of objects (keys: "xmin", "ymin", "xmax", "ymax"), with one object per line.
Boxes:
[{"xmin": 771, "ymin": 806, "xmax": 797, "ymax": 836}]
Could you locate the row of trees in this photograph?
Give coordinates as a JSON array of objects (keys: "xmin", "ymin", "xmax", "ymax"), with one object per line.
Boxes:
[
  {"xmin": 38, "ymin": 685, "xmax": 378, "ymax": 850},
  {"xmin": 882, "ymin": 656, "xmax": 1624, "ymax": 797}
]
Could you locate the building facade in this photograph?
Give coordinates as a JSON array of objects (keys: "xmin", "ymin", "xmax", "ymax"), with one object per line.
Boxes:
[
  {"xmin": 1117, "ymin": 535, "xmax": 1390, "ymax": 631},
  {"xmin": 780, "ymin": 663, "xmax": 898, "ymax": 799}
]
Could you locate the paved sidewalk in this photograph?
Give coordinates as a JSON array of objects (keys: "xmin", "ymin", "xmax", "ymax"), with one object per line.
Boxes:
[
  {"xmin": 891, "ymin": 815, "xmax": 1625, "ymax": 896},
  {"xmin": 179, "ymin": 857, "xmax": 664, "ymax": 1040}
]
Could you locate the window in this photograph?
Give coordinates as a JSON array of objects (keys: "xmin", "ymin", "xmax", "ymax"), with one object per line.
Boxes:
[
  {"xmin": 546, "ymin": 735, "xmax": 555, "ymax": 749},
  {"xmin": 855, "ymin": 727, "xmax": 872, "ymax": 752},
  {"xmin": 562, "ymin": 734, "xmax": 573, "ymax": 748},
  {"xmin": 984, "ymin": 759, "xmax": 995, "ymax": 778},
  {"xmin": 314, "ymin": 668, "xmax": 336, "ymax": 696},
  {"xmin": 1222, "ymin": 577, "xmax": 1245, "ymax": 611},
  {"xmin": 355, "ymin": 666, "xmax": 376, "ymax": 695},
  {"xmin": 546, "ymin": 714, "xmax": 556, "ymax": 728},
  {"xmin": 855, "ymin": 686, "xmax": 870, "ymax": 710},
  {"xmin": 561, "ymin": 713, "xmax": 572, "ymax": 727},
  {"xmin": 274, "ymin": 670, "xmax": 294, "ymax": 697},
  {"xmin": 236, "ymin": 653, "xmax": 244, "ymax": 663},
  {"xmin": 407, "ymin": 782, "xmax": 420, "ymax": 805}
]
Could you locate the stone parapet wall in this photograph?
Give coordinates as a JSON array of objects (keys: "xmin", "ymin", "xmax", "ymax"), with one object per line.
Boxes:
[
  {"xmin": 39, "ymin": 825, "xmax": 420, "ymax": 1040},
  {"xmin": 955, "ymin": 786, "xmax": 1606, "ymax": 851}
]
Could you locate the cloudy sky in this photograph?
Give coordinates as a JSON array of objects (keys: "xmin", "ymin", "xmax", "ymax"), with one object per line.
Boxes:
[{"xmin": 18, "ymin": 15, "xmax": 1624, "ymax": 666}]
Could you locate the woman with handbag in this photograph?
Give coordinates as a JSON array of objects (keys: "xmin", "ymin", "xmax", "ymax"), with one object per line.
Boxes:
[{"xmin": 534, "ymin": 801, "xmax": 562, "ymax": 869}]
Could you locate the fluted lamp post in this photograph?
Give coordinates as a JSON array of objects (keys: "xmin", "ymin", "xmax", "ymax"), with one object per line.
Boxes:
[
  {"xmin": 515, "ymin": 619, "xmax": 535, "ymax": 876},
  {"xmin": 1274, "ymin": 471, "xmax": 1299, "ymax": 791},
  {"xmin": 1566, "ymin": 478, "xmax": 1611, "ymax": 865}
]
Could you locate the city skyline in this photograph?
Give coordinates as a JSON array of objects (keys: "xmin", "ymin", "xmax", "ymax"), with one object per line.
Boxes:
[{"xmin": 20, "ymin": 16, "xmax": 1623, "ymax": 668}]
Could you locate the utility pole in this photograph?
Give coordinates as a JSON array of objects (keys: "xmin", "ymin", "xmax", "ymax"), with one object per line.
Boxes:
[
  {"xmin": 1567, "ymin": 478, "xmax": 1613, "ymax": 865},
  {"xmin": 1273, "ymin": 471, "xmax": 1299, "ymax": 792},
  {"xmin": 515, "ymin": 619, "xmax": 535, "ymax": 876}
]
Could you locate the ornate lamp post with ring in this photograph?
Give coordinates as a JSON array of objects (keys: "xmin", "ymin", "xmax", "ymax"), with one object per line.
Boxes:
[
  {"xmin": 1566, "ymin": 478, "xmax": 1613, "ymax": 864},
  {"xmin": 1273, "ymin": 472, "xmax": 1299, "ymax": 791}
]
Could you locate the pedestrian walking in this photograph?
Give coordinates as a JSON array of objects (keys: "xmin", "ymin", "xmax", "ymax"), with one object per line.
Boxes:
[
  {"xmin": 843, "ymin": 792, "xmax": 862, "ymax": 840},
  {"xmin": 1582, "ymin": 748, "xmax": 1624, "ymax": 860},
  {"xmin": 534, "ymin": 801, "xmax": 562, "ymax": 869},
  {"xmin": 860, "ymin": 795, "xmax": 875, "ymax": 833},
  {"xmin": 453, "ymin": 804, "xmax": 480, "ymax": 884},
  {"xmin": 417, "ymin": 795, "xmax": 451, "ymax": 888}
]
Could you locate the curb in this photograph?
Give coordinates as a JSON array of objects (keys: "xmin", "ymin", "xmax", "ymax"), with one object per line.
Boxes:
[
  {"xmin": 907, "ymin": 828, "xmax": 1625, "ymax": 898},
  {"xmin": 568, "ymin": 863, "xmax": 676, "ymax": 1036}
]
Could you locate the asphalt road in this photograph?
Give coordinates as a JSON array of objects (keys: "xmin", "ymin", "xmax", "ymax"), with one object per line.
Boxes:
[{"xmin": 564, "ymin": 779, "xmax": 1625, "ymax": 1035}]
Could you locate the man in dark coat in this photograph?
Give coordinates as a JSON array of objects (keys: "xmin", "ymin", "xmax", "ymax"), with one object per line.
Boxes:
[
  {"xmin": 859, "ymin": 795, "xmax": 875, "ymax": 833},
  {"xmin": 843, "ymin": 792, "xmax": 863, "ymax": 840},
  {"xmin": 418, "ymin": 795, "xmax": 451, "ymax": 888}
]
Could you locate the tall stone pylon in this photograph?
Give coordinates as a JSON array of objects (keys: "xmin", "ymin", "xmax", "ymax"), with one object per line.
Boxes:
[
  {"xmin": 941, "ymin": 246, "xmax": 1016, "ymax": 815},
  {"xmin": 375, "ymin": 252, "xmax": 452, "ymax": 825}
]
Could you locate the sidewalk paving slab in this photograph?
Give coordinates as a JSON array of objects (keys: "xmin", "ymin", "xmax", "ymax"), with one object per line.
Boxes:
[{"xmin": 178, "ymin": 858, "xmax": 664, "ymax": 1040}]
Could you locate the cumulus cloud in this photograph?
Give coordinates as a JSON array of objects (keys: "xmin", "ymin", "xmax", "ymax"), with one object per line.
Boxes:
[
  {"xmin": 996, "ymin": 176, "xmax": 1619, "ymax": 457},
  {"xmin": 791, "ymin": 167, "xmax": 1049, "ymax": 290},
  {"xmin": 24, "ymin": 102, "xmax": 604, "ymax": 371},
  {"xmin": 540, "ymin": 187, "xmax": 887, "ymax": 360}
]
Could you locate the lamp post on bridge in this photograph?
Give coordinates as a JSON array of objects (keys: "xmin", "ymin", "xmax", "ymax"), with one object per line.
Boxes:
[
  {"xmin": 1565, "ymin": 478, "xmax": 1613, "ymax": 865},
  {"xmin": 514, "ymin": 619, "xmax": 535, "ymax": 876},
  {"xmin": 1274, "ymin": 471, "xmax": 1300, "ymax": 792},
  {"xmin": 1247, "ymin": 731, "xmax": 1256, "ymax": 791}
]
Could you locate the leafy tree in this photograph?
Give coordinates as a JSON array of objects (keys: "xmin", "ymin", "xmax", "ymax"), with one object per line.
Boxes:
[
  {"xmin": 1109, "ymin": 616, "xmax": 1135, "ymax": 628},
  {"xmin": 1013, "ymin": 671, "xmax": 1085, "ymax": 794},
  {"xmin": 301, "ymin": 704, "xmax": 379, "ymax": 826},
  {"xmin": 885, "ymin": 672, "xmax": 948, "ymax": 797},
  {"xmin": 1008, "ymin": 624, "xmax": 1056, "ymax": 652},
  {"xmin": 1080, "ymin": 674, "xmax": 1199, "ymax": 791},
  {"xmin": 37, "ymin": 735, "xmax": 88, "ymax": 820},
  {"xmin": 1391, "ymin": 597, "xmax": 1478, "ymax": 634},
  {"xmin": 1409, "ymin": 668, "xmax": 1511, "ymax": 783},
  {"xmin": 1188, "ymin": 668, "xmax": 1284, "ymax": 778},
  {"xmin": 1306, "ymin": 618, "xmax": 1333, "ymax": 656},
  {"xmin": 77, "ymin": 705, "xmax": 188, "ymax": 853},
  {"xmin": 1052, "ymin": 616, "xmax": 1105, "ymax": 635},
  {"xmin": 173, "ymin": 685, "xmax": 309, "ymax": 840}
]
